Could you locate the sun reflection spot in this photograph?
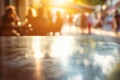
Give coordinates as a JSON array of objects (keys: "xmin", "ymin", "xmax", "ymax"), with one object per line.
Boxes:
[
  {"xmin": 94, "ymin": 54, "xmax": 115, "ymax": 74},
  {"xmin": 34, "ymin": 53, "xmax": 43, "ymax": 59},
  {"xmin": 50, "ymin": 37, "xmax": 74, "ymax": 66},
  {"xmin": 69, "ymin": 74, "xmax": 83, "ymax": 80},
  {"xmin": 32, "ymin": 37, "xmax": 43, "ymax": 59},
  {"xmin": 51, "ymin": 37, "xmax": 73, "ymax": 57}
]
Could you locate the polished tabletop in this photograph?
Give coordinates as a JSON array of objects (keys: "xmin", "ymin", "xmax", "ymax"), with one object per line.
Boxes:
[{"xmin": 0, "ymin": 35, "xmax": 120, "ymax": 80}]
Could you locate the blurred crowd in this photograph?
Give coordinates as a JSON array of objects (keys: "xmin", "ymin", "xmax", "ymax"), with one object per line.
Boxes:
[
  {"xmin": 0, "ymin": 5, "xmax": 64, "ymax": 36},
  {"xmin": 0, "ymin": 5, "xmax": 120, "ymax": 36}
]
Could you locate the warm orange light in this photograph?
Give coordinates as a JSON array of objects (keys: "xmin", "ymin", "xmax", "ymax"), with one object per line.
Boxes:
[
  {"xmin": 53, "ymin": 0, "xmax": 67, "ymax": 4},
  {"xmin": 51, "ymin": 8, "xmax": 64, "ymax": 23},
  {"xmin": 52, "ymin": 8, "xmax": 64, "ymax": 14},
  {"xmin": 102, "ymin": 4, "xmax": 107, "ymax": 10},
  {"xmin": 32, "ymin": 8, "xmax": 37, "ymax": 17},
  {"xmin": 69, "ymin": 0, "xmax": 74, "ymax": 2}
]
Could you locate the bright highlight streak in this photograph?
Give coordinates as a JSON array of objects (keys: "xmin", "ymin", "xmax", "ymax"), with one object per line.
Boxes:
[
  {"xmin": 32, "ymin": 8, "xmax": 37, "ymax": 17},
  {"xmin": 32, "ymin": 37, "xmax": 43, "ymax": 59}
]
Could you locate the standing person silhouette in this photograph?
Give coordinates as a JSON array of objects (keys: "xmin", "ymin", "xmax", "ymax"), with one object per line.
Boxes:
[
  {"xmin": 47, "ymin": 10, "xmax": 53, "ymax": 35},
  {"xmin": 114, "ymin": 10, "xmax": 120, "ymax": 35},
  {"xmin": 35, "ymin": 7, "xmax": 48, "ymax": 35},
  {"xmin": 80, "ymin": 13, "xmax": 87, "ymax": 34},
  {"xmin": 23, "ymin": 7, "xmax": 37, "ymax": 35},
  {"xmin": 68, "ymin": 14, "xmax": 73, "ymax": 26},
  {"xmin": 53, "ymin": 11, "xmax": 63, "ymax": 35},
  {"xmin": 87, "ymin": 13, "xmax": 93, "ymax": 34}
]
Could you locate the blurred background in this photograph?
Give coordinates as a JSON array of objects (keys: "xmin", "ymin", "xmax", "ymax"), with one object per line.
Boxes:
[{"xmin": 0, "ymin": 0, "xmax": 120, "ymax": 36}]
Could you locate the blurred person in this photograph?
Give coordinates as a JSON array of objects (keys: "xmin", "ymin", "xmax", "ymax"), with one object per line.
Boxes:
[
  {"xmin": 100, "ymin": 10, "xmax": 107, "ymax": 28},
  {"xmin": 80, "ymin": 13, "xmax": 87, "ymax": 34},
  {"xmin": 35, "ymin": 6, "xmax": 48, "ymax": 35},
  {"xmin": 53, "ymin": 11, "xmax": 63, "ymax": 35},
  {"xmin": 2, "ymin": 5, "xmax": 19, "ymax": 27},
  {"xmin": 87, "ymin": 13, "xmax": 93, "ymax": 34},
  {"xmin": 46, "ymin": 10, "xmax": 53, "ymax": 35},
  {"xmin": 94, "ymin": 11, "xmax": 105, "ymax": 29},
  {"xmin": 106, "ymin": 14, "xmax": 114, "ymax": 30},
  {"xmin": 23, "ymin": 6, "xmax": 48, "ymax": 36},
  {"xmin": 68, "ymin": 14, "xmax": 73, "ymax": 26},
  {"xmin": 23, "ymin": 7, "xmax": 37, "ymax": 35},
  {"xmin": 114, "ymin": 10, "xmax": 120, "ymax": 35},
  {"xmin": 0, "ymin": 5, "xmax": 20, "ymax": 36},
  {"xmin": 24, "ymin": 7, "xmax": 36, "ymax": 25}
]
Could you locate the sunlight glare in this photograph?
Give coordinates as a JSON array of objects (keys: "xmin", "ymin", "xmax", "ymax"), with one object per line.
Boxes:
[
  {"xmin": 32, "ymin": 37, "xmax": 43, "ymax": 59},
  {"xmin": 61, "ymin": 24, "xmax": 71, "ymax": 33},
  {"xmin": 31, "ymin": 8, "xmax": 37, "ymax": 17},
  {"xmin": 68, "ymin": 74, "xmax": 83, "ymax": 80},
  {"xmin": 51, "ymin": 37, "xmax": 73, "ymax": 57},
  {"xmin": 94, "ymin": 54, "xmax": 115, "ymax": 74},
  {"xmin": 53, "ymin": 0, "xmax": 67, "ymax": 4},
  {"xmin": 50, "ymin": 37, "xmax": 74, "ymax": 65}
]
